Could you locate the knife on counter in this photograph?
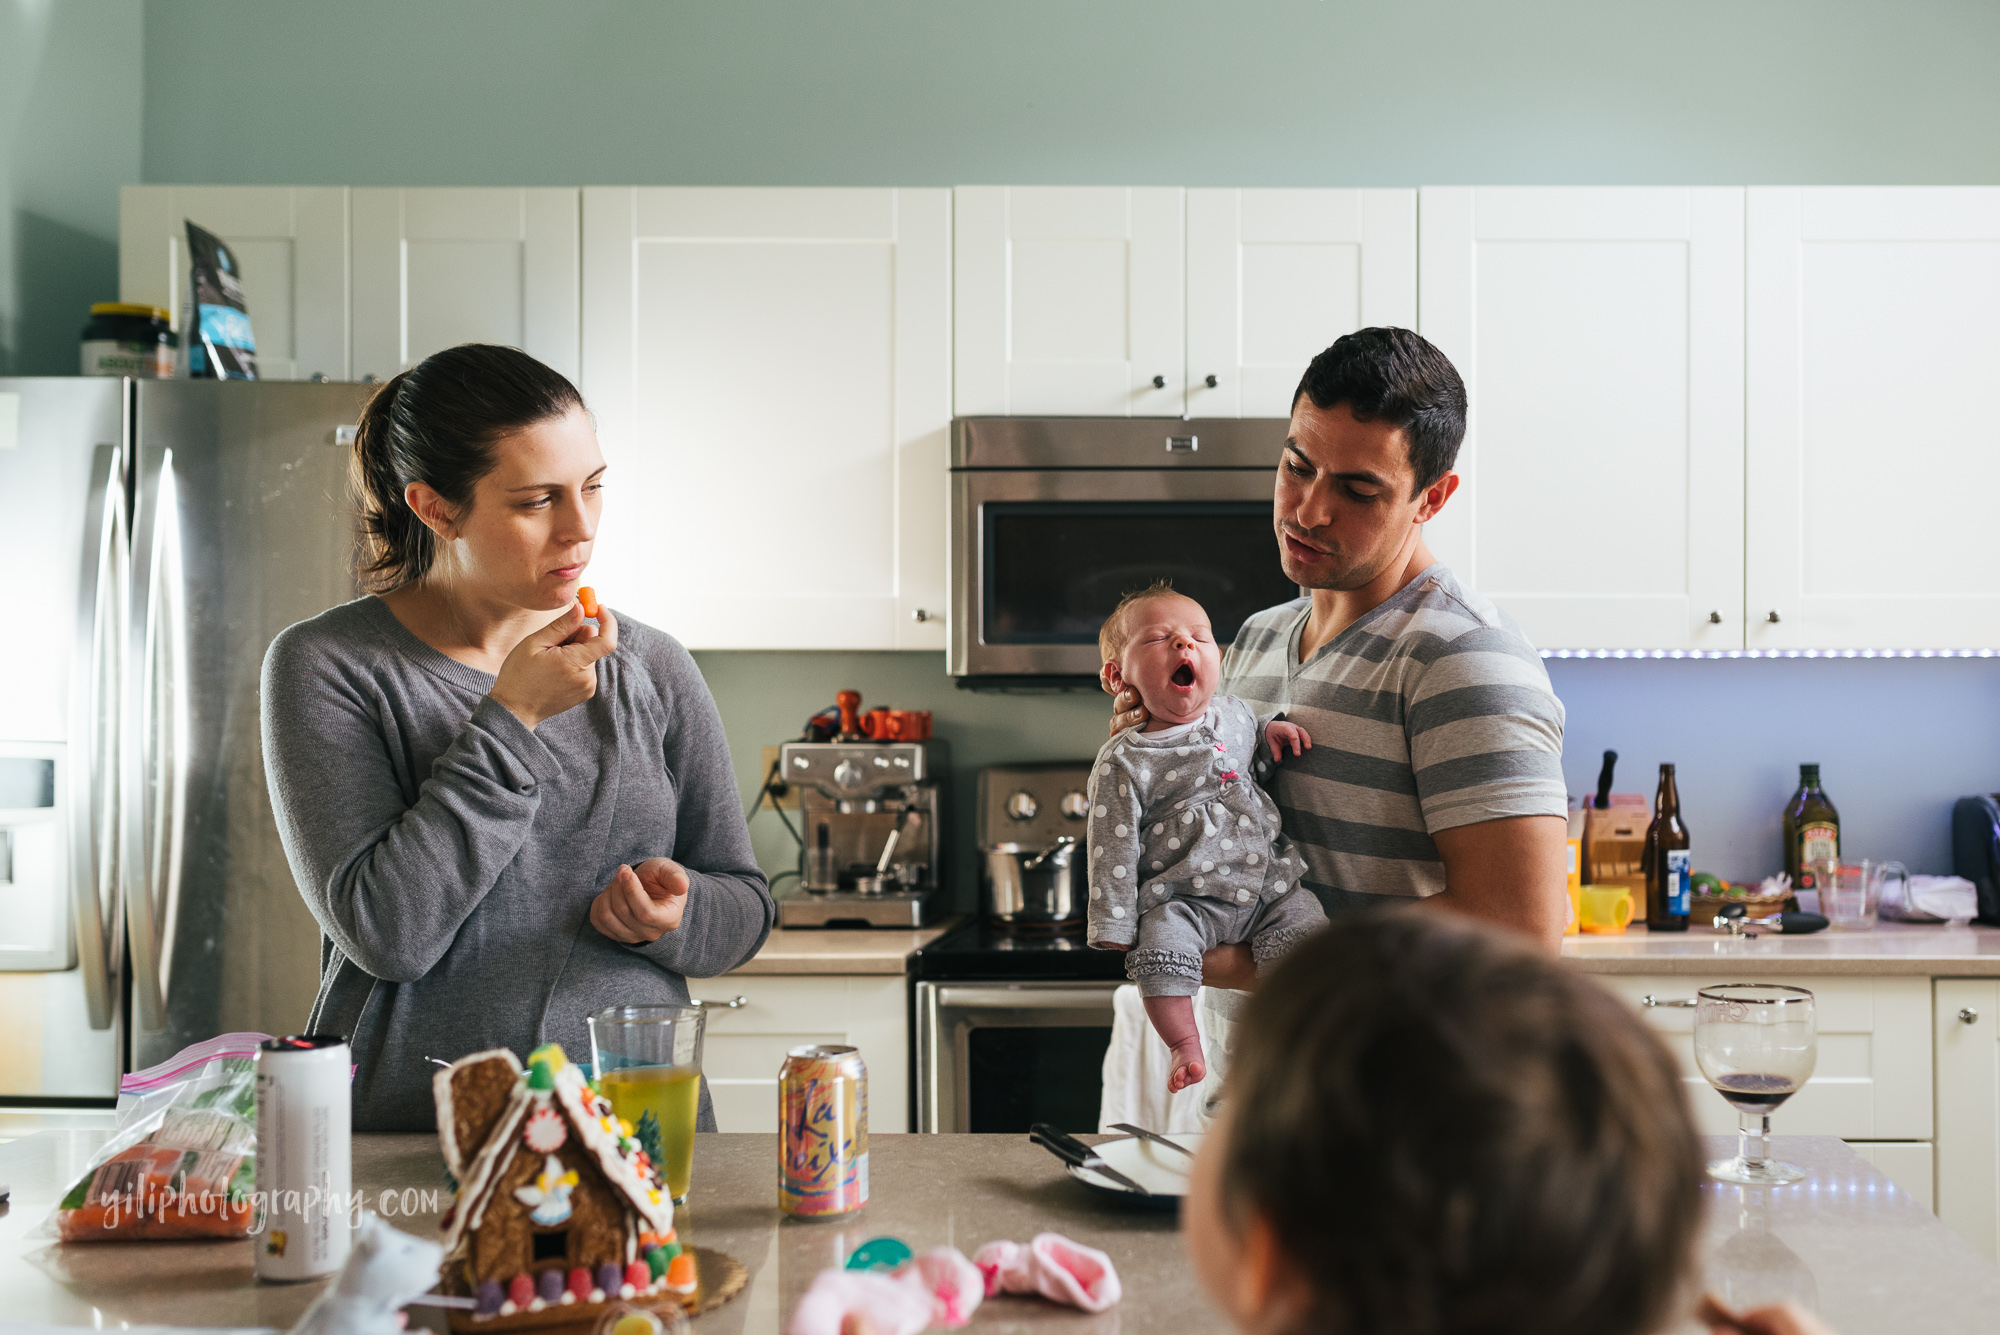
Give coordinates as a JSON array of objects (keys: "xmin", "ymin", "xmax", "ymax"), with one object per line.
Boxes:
[{"xmin": 1029, "ymin": 1122, "xmax": 1152, "ymax": 1195}]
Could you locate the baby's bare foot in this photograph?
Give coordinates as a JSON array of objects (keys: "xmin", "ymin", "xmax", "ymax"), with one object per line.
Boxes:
[{"xmin": 1166, "ymin": 1039, "xmax": 1207, "ymax": 1093}]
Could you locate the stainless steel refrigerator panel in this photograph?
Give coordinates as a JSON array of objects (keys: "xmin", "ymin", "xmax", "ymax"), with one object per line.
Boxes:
[
  {"xmin": 0, "ymin": 378, "xmax": 128, "ymax": 1098},
  {"xmin": 128, "ymin": 380, "xmax": 373, "ymax": 1068}
]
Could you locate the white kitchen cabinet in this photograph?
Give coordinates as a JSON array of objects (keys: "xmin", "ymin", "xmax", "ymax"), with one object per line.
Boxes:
[
  {"xmin": 1418, "ymin": 188, "xmax": 1746, "ymax": 652},
  {"xmin": 1848, "ymin": 1141, "xmax": 1936, "ymax": 1214},
  {"xmin": 1185, "ymin": 189, "xmax": 1416, "ymax": 418},
  {"xmin": 954, "ymin": 186, "xmax": 1184, "ymax": 417},
  {"xmin": 1747, "ymin": 188, "xmax": 2000, "ymax": 651},
  {"xmin": 1597, "ymin": 973, "xmax": 1932, "ymax": 1140},
  {"xmin": 119, "ymin": 185, "xmax": 349, "ymax": 381},
  {"xmin": 581, "ymin": 187, "xmax": 950, "ymax": 650},
  {"xmin": 351, "ymin": 188, "xmax": 579, "ymax": 383},
  {"xmin": 1936, "ymin": 978, "xmax": 2000, "ymax": 1258},
  {"xmin": 683, "ymin": 973, "xmax": 908, "ymax": 1134}
]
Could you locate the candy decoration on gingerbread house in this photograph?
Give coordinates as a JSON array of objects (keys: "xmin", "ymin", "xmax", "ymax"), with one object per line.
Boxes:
[{"xmin": 434, "ymin": 1044, "xmax": 696, "ymax": 1328}]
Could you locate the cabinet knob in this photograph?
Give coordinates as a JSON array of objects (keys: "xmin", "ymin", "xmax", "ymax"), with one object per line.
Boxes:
[
  {"xmin": 1961, "ymin": 1007, "xmax": 1980, "ymax": 1024},
  {"xmin": 1204, "ymin": 374, "xmax": 1219, "ymax": 389},
  {"xmin": 1707, "ymin": 611, "xmax": 1723, "ymax": 625},
  {"xmin": 1150, "ymin": 375, "xmax": 1167, "ymax": 389},
  {"xmin": 912, "ymin": 608, "xmax": 930, "ymax": 623},
  {"xmin": 691, "ymin": 995, "xmax": 748, "ymax": 1010},
  {"xmin": 1766, "ymin": 610, "xmax": 1782, "ymax": 624}
]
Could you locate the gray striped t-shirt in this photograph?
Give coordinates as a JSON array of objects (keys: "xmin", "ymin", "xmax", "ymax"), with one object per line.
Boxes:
[{"xmin": 1224, "ymin": 563, "xmax": 1566, "ymax": 915}]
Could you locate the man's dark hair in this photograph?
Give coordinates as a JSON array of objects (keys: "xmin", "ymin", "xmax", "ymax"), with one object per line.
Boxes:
[
  {"xmin": 1292, "ymin": 326, "xmax": 1468, "ymax": 496},
  {"xmin": 1224, "ymin": 912, "xmax": 1704, "ymax": 1335}
]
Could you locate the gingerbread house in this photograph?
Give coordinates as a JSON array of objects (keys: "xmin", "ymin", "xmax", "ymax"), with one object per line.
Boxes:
[{"xmin": 434, "ymin": 1043, "xmax": 694, "ymax": 1328}]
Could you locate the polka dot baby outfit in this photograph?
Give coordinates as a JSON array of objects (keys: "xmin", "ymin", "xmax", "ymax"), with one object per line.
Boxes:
[{"xmin": 1085, "ymin": 695, "xmax": 1327, "ymax": 997}]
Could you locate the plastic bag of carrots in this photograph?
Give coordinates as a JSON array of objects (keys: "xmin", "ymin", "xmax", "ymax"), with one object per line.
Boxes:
[{"xmin": 52, "ymin": 1032, "xmax": 271, "ymax": 1241}]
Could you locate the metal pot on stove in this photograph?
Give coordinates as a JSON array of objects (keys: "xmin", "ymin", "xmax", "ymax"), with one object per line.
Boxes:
[{"xmin": 977, "ymin": 763, "xmax": 1094, "ymax": 930}]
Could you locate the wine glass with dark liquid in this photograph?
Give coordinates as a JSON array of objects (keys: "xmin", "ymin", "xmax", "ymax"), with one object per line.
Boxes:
[{"xmin": 1694, "ymin": 984, "xmax": 1817, "ymax": 1185}]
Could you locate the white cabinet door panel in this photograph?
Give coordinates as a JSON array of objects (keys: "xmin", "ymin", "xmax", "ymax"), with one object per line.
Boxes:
[
  {"xmin": 1936, "ymin": 978, "xmax": 2000, "ymax": 1259},
  {"xmin": 1419, "ymin": 187, "xmax": 1745, "ymax": 651},
  {"xmin": 583, "ymin": 187, "xmax": 950, "ymax": 649},
  {"xmin": 119, "ymin": 185, "xmax": 348, "ymax": 381},
  {"xmin": 1597, "ymin": 973, "xmax": 1931, "ymax": 1141},
  {"xmin": 683, "ymin": 973, "xmax": 909, "ymax": 1133},
  {"xmin": 954, "ymin": 186, "xmax": 1183, "ymax": 417},
  {"xmin": 351, "ymin": 188, "xmax": 579, "ymax": 382},
  {"xmin": 1186, "ymin": 189, "xmax": 1415, "ymax": 418},
  {"xmin": 1747, "ymin": 188, "xmax": 2000, "ymax": 650}
]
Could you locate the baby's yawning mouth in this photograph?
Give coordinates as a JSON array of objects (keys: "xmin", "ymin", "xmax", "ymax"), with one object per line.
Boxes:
[{"xmin": 1171, "ymin": 662, "xmax": 1196, "ymax": 688}]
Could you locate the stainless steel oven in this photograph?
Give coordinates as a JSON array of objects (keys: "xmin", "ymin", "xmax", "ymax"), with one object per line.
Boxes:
[
  {"xmin": 910, "ymin": 919, "xmax": 1129, "ymax": 1133},
  {"xmin": 914, "ymin": 978, "xmax": 1123, "ymax": 1133},
  {"xmin": 948, "ymin": 417, "xmax": 1296, "ymax": 681}
]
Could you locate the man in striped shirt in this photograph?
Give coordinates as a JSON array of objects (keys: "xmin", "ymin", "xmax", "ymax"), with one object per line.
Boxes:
[{"xmin": 1113, "ymin": 328, "xmax": 1569, "ymax": 967}]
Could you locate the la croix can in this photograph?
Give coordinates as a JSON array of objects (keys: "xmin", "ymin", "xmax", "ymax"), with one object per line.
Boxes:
[
  {"xmin": 254, "ymin": 1034, "xmax": 352, "ymax": 1281},
  {"xmin": 779, "ymin": 1044, "xmax": 869, "ymax": 1217}
]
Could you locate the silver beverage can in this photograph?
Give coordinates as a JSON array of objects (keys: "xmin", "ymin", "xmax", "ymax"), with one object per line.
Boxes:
[{"xmin": 254, "ymin": 1035, "xmax": 352, "ymax": 1281}]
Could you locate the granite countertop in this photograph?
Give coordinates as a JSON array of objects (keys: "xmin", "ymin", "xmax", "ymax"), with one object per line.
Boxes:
[
  {"xmin": 4, "ymin": 1131, "xmax": 1998, "ymax": 1332},
  {"xmin": 709, "ymin": 921, "xmax": 957, "ymax": 977},
  {"xmin": 1562, "ymin": 918, "xmax": 2000, "ymax": 975}
]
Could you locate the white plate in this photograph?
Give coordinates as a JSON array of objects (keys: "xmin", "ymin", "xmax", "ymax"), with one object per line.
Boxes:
[{"xmin": 1066, "ymin": 1132, "xmax": 1205, "ymax": 1202}]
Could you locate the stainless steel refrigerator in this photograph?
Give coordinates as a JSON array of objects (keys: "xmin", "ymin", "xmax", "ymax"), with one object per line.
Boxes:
[{"xmin": 0, "ymin": 377, "xmax": 375, "ymax": 1101}]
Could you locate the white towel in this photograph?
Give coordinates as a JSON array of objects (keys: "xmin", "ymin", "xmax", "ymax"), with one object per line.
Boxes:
[{"xmin": 1097, "ymin": 985, "xmax": 1242, "ymax": 1134}]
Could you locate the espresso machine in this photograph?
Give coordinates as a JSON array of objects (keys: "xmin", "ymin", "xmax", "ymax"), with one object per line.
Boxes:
[{"xmin": 776, "ymin": 738, "xmax": 949, "ymax": 928}]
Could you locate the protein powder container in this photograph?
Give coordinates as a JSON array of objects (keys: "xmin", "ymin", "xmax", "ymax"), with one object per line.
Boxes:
[
  {"xmin": 254, "ymin": 1034, "xmax": 352, "ymax": 1281},
  {"xmin": 79, "ymin": 303, "xmax": 176, "ymax": 378}
]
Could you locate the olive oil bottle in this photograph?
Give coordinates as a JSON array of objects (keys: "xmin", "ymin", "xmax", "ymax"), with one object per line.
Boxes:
[
  {"xmin": 1643, "ymin": 763, "xmax": 1691, "ymax": 931},
  {"xmin": 1783, "ymin": 763, "xmax": 1840, "ymax": 908}
]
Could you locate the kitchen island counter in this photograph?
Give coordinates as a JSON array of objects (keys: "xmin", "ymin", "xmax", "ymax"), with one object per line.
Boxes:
[
  {"xmin": 1563, "ymin": 918, "xmax": 2000, "ymax": 975},
  {"xmin": 4, "ymin": 1132, "xmax": 1999, "ymax": 1333}
]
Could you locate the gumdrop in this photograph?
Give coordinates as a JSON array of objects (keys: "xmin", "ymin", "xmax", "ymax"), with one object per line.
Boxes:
[
  {"xmin": 624, "ymin": 1259, "xmax": 652, "ymax": 1292},
  {"xmin": 665, "ymin": 1251, "xmax": 697, "ymax": 1294},
  {"xmin": 596, "ymin": 1263, "xmax": 624, "ymax": 1296},
  {"xmin": 475, "ymin": 1280, "xmax": 504, "ymax": 1316},
  {"xmin": 507, "ymin": 1274, "xmax": 536, "ymax": 1309},
  {"xmin": 646, "ymin": 1245, "xmax": 668, "ymax": 1279},
  {"xmin": 659, "ymin": 1240, "xmax": 682, "ymax": 1263},
  {"xmin": 567, "ymin": 1267, "xmax": 592, "ymax": 1301},
  {"xmin": 538, "ymin": 1268, "xmax": 565, "ymax": 1303}
]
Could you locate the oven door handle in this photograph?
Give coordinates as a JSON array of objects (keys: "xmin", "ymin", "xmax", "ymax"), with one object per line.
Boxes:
[{"xmin": 931, "ymin": 985, "xmax": 1119, "ymax": 1010}]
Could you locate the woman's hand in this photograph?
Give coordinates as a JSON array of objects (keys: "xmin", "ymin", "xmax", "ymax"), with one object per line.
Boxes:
[
  {"xmin": 589, "ymin": 858, "xmax": 690, "ymax": 944},
  {"xmin": 489, "ymin": 603, "xmax": 620, "ymax": 730}
]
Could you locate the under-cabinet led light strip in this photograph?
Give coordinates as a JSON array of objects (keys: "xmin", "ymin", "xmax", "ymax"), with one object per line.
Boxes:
[{"xmin": 1541, "ymin": 648, "xmax": 2000, "ymax": 659}]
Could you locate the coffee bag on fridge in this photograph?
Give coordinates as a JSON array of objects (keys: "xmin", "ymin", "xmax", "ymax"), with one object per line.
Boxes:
[{"xmin": 184, "ymin": 220, "xmax": 258, "ymax": 379}]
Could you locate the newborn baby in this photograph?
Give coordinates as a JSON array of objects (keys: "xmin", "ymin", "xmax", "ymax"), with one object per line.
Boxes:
[{"xmin": 1086, "ymin": 582, "xmax": 1327, "ymax": 1093}]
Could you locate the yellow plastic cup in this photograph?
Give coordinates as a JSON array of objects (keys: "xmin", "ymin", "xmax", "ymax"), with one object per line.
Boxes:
[{"xmin": 1579, "ymin": 886, "xmax": 1634, "ymax": 934}]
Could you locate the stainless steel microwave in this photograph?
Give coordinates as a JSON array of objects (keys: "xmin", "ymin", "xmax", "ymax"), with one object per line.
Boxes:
[{"xmin": 948, "ymin": 417, "xmax": 1298, "ymax": 681}]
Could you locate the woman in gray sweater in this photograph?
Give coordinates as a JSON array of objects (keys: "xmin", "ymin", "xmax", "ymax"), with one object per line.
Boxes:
[{"xmin": 260, "ymin": 344, "xmax": 773, "ymax": 1131}]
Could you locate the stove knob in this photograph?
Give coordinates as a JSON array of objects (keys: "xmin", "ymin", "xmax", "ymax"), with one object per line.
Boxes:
[
  {"xmin": 833, "ymin": 760, "xmax": 868, "ymax": 792},
  {"xmin": 1005, "ymin": 790, "xmax": 1039, "ymax": 821},
  {"xmin": 1058, "ymin": 790, "xmax": 1090, "ymax": 821}
]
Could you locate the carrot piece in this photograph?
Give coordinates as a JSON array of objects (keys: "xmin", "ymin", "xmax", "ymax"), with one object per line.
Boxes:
[{"xmin": 578, "ymin": 586, "xmax": 599, "ymax": 618}]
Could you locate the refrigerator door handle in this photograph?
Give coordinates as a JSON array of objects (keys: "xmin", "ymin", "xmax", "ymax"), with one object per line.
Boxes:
[
  {"xmin": 126, "ymin": 446, "xmax": 189, "ymax": 1032},
  {"xmin": 68, "ymin": 444, "xmax": 125, "ymax": 1030}
]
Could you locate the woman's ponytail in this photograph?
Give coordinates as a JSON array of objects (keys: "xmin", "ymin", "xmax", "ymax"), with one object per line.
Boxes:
[{"xmin": 346, "ymin": 345, "xmax": 584, "ymax": 592}]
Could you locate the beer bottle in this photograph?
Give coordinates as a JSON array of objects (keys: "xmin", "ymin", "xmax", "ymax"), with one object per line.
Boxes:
[
  {"xmin": 1783, "ymin": 763, "xmax": 1840, "ymax": 909},
  {"xmin": 1644, "ymin": 763, "xmax": 1691, "ymax": 932}
]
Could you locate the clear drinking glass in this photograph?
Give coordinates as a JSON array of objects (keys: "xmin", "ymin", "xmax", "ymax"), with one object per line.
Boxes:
[
  {"xmin": 587, "ymin": 1004, "xmax": 705, "ymax": 1204},
  {"xmin": 1693, "ymin": 984, "xmax": 1817, "ymax": 1185}
]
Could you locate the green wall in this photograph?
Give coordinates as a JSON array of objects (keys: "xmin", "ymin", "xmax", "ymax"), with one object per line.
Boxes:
[
  {"xmin": 140, "ymin": 0, "xmax": 2000, "ymax": 188},
  {"xmin": 0, "ymin": 0, "xmax": 142, "ymax": 373}
]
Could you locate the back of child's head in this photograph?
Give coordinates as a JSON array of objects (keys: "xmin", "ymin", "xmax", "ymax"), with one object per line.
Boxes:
[
  {"xmin": 1223, "ymin": 911, "xmax": 1703, "ymax": 1335},
  {"xmin": 1098, "ymin": 579, "xmax": 1187, "ymax": 663}
]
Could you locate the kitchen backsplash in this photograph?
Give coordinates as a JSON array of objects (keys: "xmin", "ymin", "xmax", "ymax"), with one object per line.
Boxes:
[{"xmin": 694, "ymin": 650, "xmax": 1999, "ymax": 905}]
